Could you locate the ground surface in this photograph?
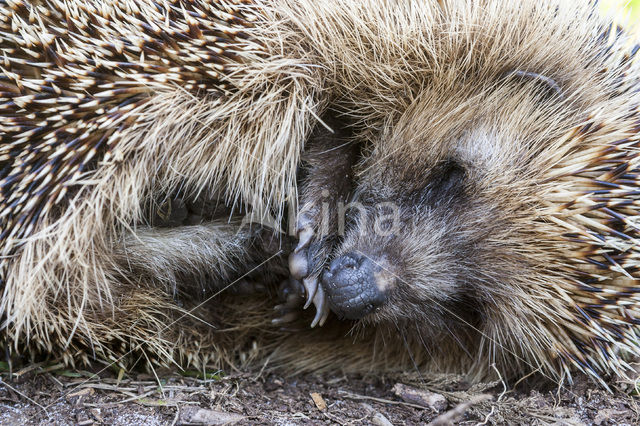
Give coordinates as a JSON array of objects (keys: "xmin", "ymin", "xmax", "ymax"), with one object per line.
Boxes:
[{"xmin": 0, "ymin": 364, "xmax": 639, "ymax": 425}]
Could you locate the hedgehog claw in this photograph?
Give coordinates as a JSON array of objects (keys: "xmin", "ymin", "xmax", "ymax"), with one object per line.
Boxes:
[
  {"xmin": 295, "ymin": 227, "xmax": 314, "ymax": 253},
  {"xmin": 294, "ymin": 212, "xmax": 314, "ymax": 252},
  {"xmin": 310, "ymin": 285, "xmax": 330, "ymax": 328},
  {"xmin": 302, "ymin": 276, "xmax": 319, "ymax": 309},
  {"xmin": 272, "ymin": 310, "xmax": 300, "ymax": 324}
]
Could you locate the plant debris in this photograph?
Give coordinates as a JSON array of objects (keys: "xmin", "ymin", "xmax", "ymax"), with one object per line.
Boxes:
[{"xmin": 0, "ymin": 364, "xmax": 639, "ymax": 425}]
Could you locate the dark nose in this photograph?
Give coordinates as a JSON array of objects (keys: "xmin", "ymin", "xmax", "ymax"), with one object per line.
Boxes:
[{"xmin": 321, "ymin": 252, "xmax": 388, "ymax": 320}]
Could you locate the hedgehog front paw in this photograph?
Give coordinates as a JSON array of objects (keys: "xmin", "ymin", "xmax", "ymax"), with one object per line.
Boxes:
[
  {"xmin": 272, "ymin": 278, "xmax": 305, "ymax": 324},
  {"xmin": 287, "ymin": 211, "xmax": 331, "ymax": 327}
]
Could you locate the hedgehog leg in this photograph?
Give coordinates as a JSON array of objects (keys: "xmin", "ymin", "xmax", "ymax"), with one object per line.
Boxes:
[
  {"xmin": 115, "ymin": 220, "xmax": 285, "ymax": 297},
  {"xmin": 288, "ymin": 115, "xmax": 357, "ymax": 327}
]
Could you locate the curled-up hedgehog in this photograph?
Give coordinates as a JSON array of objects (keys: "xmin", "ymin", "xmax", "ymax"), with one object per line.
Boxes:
[{"xmin": 2, "ymin": 0, "xmax": 640, "ymax": 386}]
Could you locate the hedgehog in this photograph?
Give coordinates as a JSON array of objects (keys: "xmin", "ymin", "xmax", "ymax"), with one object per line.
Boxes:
[{"xmin": 3, "ymin": 0, "xmax": 640, "ymax": 387}]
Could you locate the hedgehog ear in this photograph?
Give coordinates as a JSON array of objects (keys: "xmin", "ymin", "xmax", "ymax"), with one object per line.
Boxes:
[{"xmin": 507, "ymin": 70, "xmax": 564, "ymax": 99}]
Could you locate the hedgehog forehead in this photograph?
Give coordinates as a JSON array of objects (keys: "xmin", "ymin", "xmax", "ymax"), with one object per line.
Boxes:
[{"xmin": 358, "ymin": 80, "xmax": 576, "ymax": 191}]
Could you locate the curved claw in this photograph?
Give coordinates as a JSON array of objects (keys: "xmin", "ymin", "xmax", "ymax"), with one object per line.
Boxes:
[
  {"xmin": 310, "ymin": 285, "xmax": 330, "ymax": 327},
  {"xmin": 302, "ymin": 276, "xmax": 318, "ymax": 309},
  {"xmin": 272, "ymin": 310, "xmax": 300, "ymax": 324},
  {"xmin": 295, "ymin": 227, "xmax": 314, "ymax": 253}
]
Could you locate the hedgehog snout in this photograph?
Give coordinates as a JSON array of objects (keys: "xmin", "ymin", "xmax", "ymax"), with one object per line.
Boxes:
[{"xmin": 321, "ymin": 252, "xmax": 395, "ymax": 320}]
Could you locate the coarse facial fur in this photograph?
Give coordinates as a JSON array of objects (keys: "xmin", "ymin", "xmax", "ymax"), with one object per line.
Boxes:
[
  {"xmin": 2, "ymin": 0, "xmax": 640, "ymax": 386},
  {"xmin": 286, "ymin": 0, "xmax": 640, "ymax": 383}
]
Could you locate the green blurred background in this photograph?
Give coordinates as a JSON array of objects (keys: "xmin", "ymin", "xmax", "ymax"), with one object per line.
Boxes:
[{"xmin": 601, "ymin": 0, "xmax": 640, "ymax": 27}]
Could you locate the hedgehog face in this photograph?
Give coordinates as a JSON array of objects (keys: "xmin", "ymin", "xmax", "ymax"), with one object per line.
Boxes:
[
  {"xmin": 321, "ymin": 134, "xmax": 496, "ymax": 328},
  {"xmin": 322, "ymin": 158, "xmax": 475, "ymax": 323},
  {"xmin": 315, "ymin": 76, "xmax": 578, "ymax": 329}
]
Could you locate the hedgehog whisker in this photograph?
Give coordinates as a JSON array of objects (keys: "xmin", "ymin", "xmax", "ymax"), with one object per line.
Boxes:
[
  {"xmin": 355, "ymin": 250, "xmax": 562, "ymax": 384},
  {"xmin": 395, "ymin": 321, "xmax": 423, "ymax": 381},
  {"xmin": 442, "ymin": 321, "xmax": 474, "ymax": 361}
]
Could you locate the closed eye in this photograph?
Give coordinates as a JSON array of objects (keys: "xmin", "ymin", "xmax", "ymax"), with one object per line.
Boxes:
[{"xmin": 417, "ymin": 159, "xmax": 466, "ymax": 206}]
